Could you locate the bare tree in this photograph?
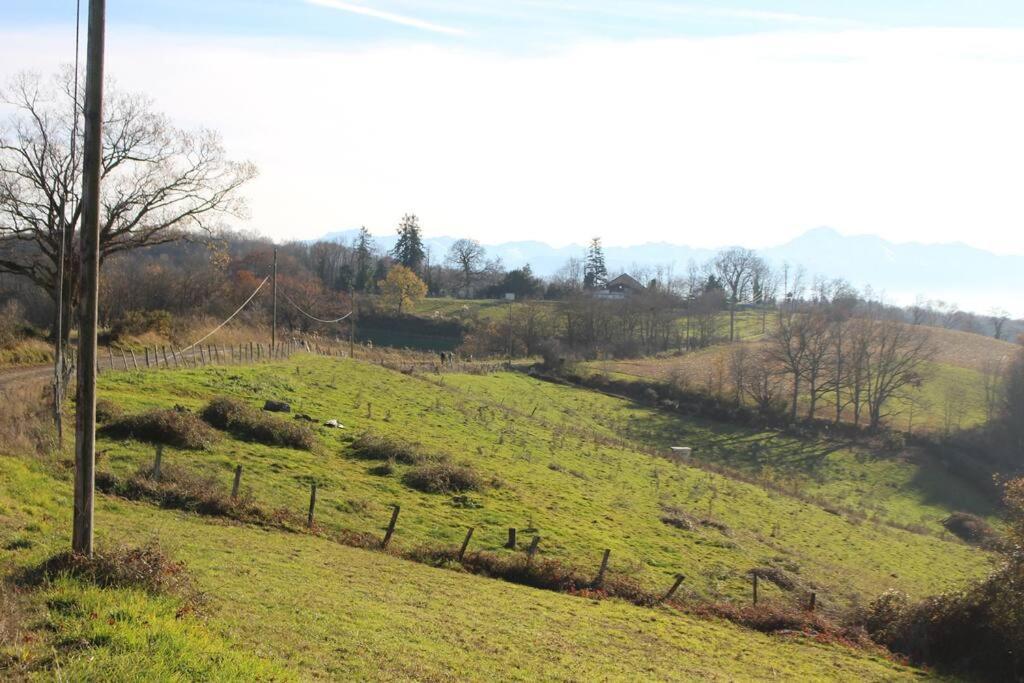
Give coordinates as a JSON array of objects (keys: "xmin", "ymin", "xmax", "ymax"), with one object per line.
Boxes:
[
  {"xmin": 445, "ymin": 238, "xmax": 486, "ymax": 297},
  {"xmin": 799, "ymin": 312, "xmax": 833, "ymax": 420},
  {"xmin": 990, "ymin": 308, "xmax": 1010, "ymax": 340},
  {"xmin": 740, "ymin": 347, "xmax": 786, "ymax": 415},
  {"xmin": 768, "ymin": 307, "xmax": 812, "ymax": 420},
  {"xmin": 981, "ymin": 356, "xmax": 1007, "ymax": 423},
  {"xmin": 0, "ymin": 70, "xmax": 257, "ymax": 348},
  {"xmin": 862, "ymin": 318, "xmax": 934, "ymax": 429},
  {"xmin": 713, "ymin": 247, "xmax": 764, "ymax": 341}
]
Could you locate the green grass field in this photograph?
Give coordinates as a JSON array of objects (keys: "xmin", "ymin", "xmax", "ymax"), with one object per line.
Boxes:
[
  {"xmin": 81, "ymin": 356, "xmax": 993, "ymax": 609},
  {"xmin": 0, "ymin": 455, "xmax": 925, "ymax": 680}
]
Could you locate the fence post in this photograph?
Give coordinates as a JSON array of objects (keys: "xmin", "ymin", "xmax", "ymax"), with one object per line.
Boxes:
[
  {"xmin": 662, "ymin": 574, "xmax": 685, "ymax": 602},
  {"xmin": 153, "ymin": 444, "xmax": 163, "ymax": 480},
  {"xmin": 307, "ymin": 483, "xmax": 317, "ymax": 528},
  {"xmin": 120, "ymin": 348, "xmax": 129, "ymax": 371},
  {"xmin": 249, "ymin": 341, "xmax": 254, "ymax": 363},
  {"xmin": 231, "ymin": 464, "xmax": 242, "ymax": 499},
  {"xmin": 505, "ymin": 527, "xmax": 517, "ymax": 549},
  {"xmin": 382, "ymin": 505, "xmax": 400, "ymax": 548},
  {"xmin": 808, "ymin": 592, "xmax": 816, "ymax": 612},
  {"xmin": 594, "ymin": 549, "xmax": 611, "ymax": 588},
  {"xmin": 108, "ymin": 346, "xmax": 114, "ymax": 370},
  {"xmin": 130, "ymin": 348, "xmax": 139, "ymax": 371},
  {"xmin": 753, "ymin": 573, "xmax": 759, "ymax": 605},
  {"xmin": 162, "ymin": 346, "xmax": 169, "ymax": 367},
  {"xmin": 527, "ymin": 535, "xmax": 541, "ymax": 561},
  {"xmin": 145, "ymin": 348, "xmax": 151, "ymax": 368},
  {"xmin": 458, "ymin": 527, "xmax": 474, "ymax": 561}
]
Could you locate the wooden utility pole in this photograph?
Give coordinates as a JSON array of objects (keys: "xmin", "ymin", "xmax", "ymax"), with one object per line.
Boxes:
[
  {"xmin": 349, "ymin": 289, "xmax": 356, "ymax": 358},
  {"xmin": 271, "ymin": 248, "xmax": 278, "ymax": 352},
  {"xmin": 73, "ymin": 0, "xmax": 106, "ymax": 557}
]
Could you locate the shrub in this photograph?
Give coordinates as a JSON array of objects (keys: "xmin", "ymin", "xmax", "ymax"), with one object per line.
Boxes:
[
  {"xmin": 660, "ymin": 510, "xmax": 697, "ymax": 531},
  {"xmin": 94, "ymin": 398, "xmax": 124, "ymax": 424},
  {"xmin": 862, "ymin": 567, "xmax": 1024, "ymax": 681},
  {"xmin": 100, "ymin": 408, "xmax": 218, "ymax": 450},
  {"xmin": 0, "ymin": 300, "xmax": 28, "ymax": 349},
  {"xmin": 747, "ymin": 566, "xmax": 799, "ymax": 592},
  {"xmin": 201, "ymin": 397, "xmax": 316, "ymax": 450},
  {"xmin": 861, "ymin": 478, "xmax": 1024, "ymax": 680},
  {"xmin": 403, "ymin": 462, "xmax": 483, "ymax": 494},
  {"xmin": 95, "ymin": 464, "xmax": 299, "ymax": 529},
  {"xmin": 108, "ymin": 309, "xmax": 172, "ymax": 342},
  {"xmin": 686, "ymin": 601, "xmax": 862, "ymax": 642},
  {"xmin": 941, "ymin": 512, "xmax": 1002, "ymax": 549},
  {"xmin": 20, "ymin": 544, "xmax": 200, "ymax": 608},
  {"xmin": 349, "ymin": 432, "xmax": 437, "ymax": 464}
]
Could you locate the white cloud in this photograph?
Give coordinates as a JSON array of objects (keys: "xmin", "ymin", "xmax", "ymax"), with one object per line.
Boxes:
[
  {"xmin": 2, "ymin": 26, "xmax": 1024, "ymax": 257},
  {"xmin": 306, "ymin": 0, "xmax": 467, "ymax": 36}
]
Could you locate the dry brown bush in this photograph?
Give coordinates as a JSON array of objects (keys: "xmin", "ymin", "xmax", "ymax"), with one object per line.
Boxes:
[
  {"xmin": 100, "ymin": 408, "xmax": 218, "ymax": 450},
  {"xmin": 200, "ymin": 397, "xmax": 316, "ymax": 450}
]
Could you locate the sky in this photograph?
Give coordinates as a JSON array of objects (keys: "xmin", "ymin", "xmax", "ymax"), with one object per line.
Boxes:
[{"xmin": 4, "ymin": 1, "xmax": 1024, "ymax": 255}]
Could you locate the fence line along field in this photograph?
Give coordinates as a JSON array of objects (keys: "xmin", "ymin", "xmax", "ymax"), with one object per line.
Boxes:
[{"xmin": 84, "ymin": 355, "xmax": 994, "ymax": 606}]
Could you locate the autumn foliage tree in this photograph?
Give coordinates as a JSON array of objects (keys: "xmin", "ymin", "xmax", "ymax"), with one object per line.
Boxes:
[{"xmin": 379, "ymin": 265, "xmax": 426, "ymax": 314}]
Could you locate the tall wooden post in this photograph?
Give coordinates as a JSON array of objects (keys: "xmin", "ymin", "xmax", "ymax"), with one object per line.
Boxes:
[
  {"xmin": 73, "ymin": 0, "xmax": 106, "ymax": 557},
  {"xmin": 349, "ymin": 290, "xmax": 356, "ymax": 358},
  {"xmin": 231, "ymin": 464, "xmax": 243, "ymax": 499},
  {"xmin": 271, "ymin": 248, "xmax": 278, "ymax": 353},
  {"xmin": 382, "ymin": 505, "xmax": 400, "ymax": 548},
  {"xmin": 594, "ymin": 549, "xmax": 611, "ymax": 588}
]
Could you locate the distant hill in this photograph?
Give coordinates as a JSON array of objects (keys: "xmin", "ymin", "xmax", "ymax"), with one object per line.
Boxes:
[{"xmin": 319, "ymin": 227, "xmax": 1024, "ymax": 318}]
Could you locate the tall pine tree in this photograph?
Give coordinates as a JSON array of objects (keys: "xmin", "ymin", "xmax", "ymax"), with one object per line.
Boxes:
[
  {"xmin": 353, "ymin": 226, "xmax": 375, "ymax": 292},
  {"xmin": 392, "ymin": 214, "xmax": 426, "ymax": 273},
  {"xmin": 583, "ymin": 237, "xmax": 608, "ymax": 289}
]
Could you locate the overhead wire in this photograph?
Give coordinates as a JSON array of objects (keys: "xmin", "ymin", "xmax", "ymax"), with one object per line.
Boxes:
[
  {"xmin": 280, "ymin": 288, "xmax": 352, "ymax": 324},
  {"xmin": 175, "ymin": 275, "xmax": 271, "ymax": 354}
]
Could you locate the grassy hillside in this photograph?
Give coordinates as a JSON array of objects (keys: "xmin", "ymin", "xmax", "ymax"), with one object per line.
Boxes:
[
  {"xmin": 85, "ymin": 356, "xmax": 993, "ymax": 612},
  {"xmin": 0, "ymin": 455, "xmax": 927, "ymax": 680},
  {"xmin": 590, "ymin": 324, "xmax": 1019, "ymax": 433}
]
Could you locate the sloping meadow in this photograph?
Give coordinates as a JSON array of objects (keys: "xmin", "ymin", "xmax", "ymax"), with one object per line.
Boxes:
[{"xmin": 92, "ymin": 355, "xmax": 995, "ymax": 611}]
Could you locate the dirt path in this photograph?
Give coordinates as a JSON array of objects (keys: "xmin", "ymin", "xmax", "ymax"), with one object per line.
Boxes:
[{"xmin": 0, "ymin": 364, "xmax": 52, "ymax": 393}]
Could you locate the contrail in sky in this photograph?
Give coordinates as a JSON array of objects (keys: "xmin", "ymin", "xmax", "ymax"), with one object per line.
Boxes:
[{"xmin": 306, "ymin": 0, "xmax": 468, "ymax": 36}]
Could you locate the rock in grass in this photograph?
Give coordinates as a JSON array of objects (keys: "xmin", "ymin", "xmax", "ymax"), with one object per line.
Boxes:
[{"xmin": 263, "ymin": 400, "xmax": 291, "ymax": 413}]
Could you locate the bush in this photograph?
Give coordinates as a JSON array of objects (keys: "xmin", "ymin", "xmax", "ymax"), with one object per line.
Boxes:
[
  {"xmin": 20, "ymin": 544, "xmax": 200, "ymax": 608},
  {"xmin": 861, "ymin": 478, "xmax": 1024, "ymax": 680},
  {"xmin": 402, "ymin": 462, "xmax": 483, "ymax": 494},
  {"xmin": 108, "ymin": 309, "xmax": 172, "ymax": 342},
  {"xmin": 349, "ymin": 432, "xmax": 438, "ymax": 464},
  {"xmin": 862, "ymin": 566, "xmax": 1024, "ymax": 681},
  {"xmin": 94, "ymin": 398, "xmax": 124, "ymax": 424},
  {"xmin": 409, "ymin": 547, "xmax": 657, "ymax": 606},
  {"xmin": 100, "ymin": 408, "xmax": 218, "ymax": 450},
  {"xmin": 201, "ymin": 397, "xmax": 316, "ymax": 450},
  {"xmin": 747, "ymin": 566, "xmax": 799, "ymax": 592},
  {"xmin": 0, "ymin": 300, "xmax": 28, "ymax": 349},
  {"xmin": 941, "ymin": 512, "xmax": 1003, "ymax": 549},
  {"xmin": 96, "ymin": 464, "xmax": 298, "ymax": 529}
]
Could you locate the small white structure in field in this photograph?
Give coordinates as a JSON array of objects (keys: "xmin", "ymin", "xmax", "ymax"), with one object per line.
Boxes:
[{"xmin": 669, "ymin": 446, "xmax": 692, "ymax": 462}]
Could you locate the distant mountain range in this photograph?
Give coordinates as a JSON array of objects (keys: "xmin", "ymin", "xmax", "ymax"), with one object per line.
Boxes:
[{"xmin": 319, "ymin": 227, "xmax": 1024, "ymax": 318}]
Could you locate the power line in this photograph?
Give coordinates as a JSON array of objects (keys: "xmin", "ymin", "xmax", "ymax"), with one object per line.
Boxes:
[
  {"xmin": 280, "ymin": 288, "xmax": 353, "ymax": 324},
  {"xmin": 176, "ymin": 275, "xmax": 271, "ymax": 354}
]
